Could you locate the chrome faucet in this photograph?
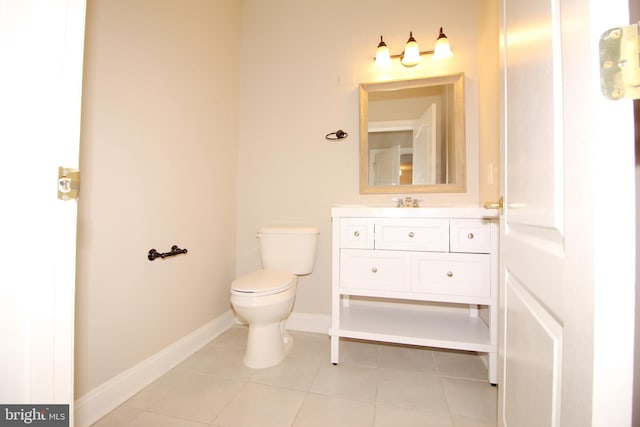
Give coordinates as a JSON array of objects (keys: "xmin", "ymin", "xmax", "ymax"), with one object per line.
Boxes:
[{"xmin": 392, "ymin": 197, "xmax": 423, "ymax": 207}]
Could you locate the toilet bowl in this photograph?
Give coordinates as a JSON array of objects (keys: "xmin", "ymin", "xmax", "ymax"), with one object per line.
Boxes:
[
  {"xmin": 229, "ymin": 226, "xmax": 319, "ymax": 369},
  {"xmin": 231, "ymin": 270, "xmax": 297, "ymax": 368}
]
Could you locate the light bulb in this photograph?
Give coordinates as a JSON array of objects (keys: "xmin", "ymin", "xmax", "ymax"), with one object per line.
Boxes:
[
  {"xmin": 433, "ymin": 27, "xmax": 452, "ymax": 59},
  {"xmin": 375, "ymin": 35, "xmax": 391, "ymax": 66},
  {"xmin": 401, "ymin": 31, "xmax": 421, "ymax": 67}
]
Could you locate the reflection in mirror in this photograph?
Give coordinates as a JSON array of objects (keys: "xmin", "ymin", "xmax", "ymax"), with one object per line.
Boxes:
[{"xmin": 359, "ymin": 73, "xmax": 465, "ymax": 194}]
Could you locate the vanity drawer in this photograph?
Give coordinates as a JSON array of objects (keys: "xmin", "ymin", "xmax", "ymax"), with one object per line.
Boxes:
[
  {"xmin": 450, "ymin": 219, "xmax": 491, "ymax": 254},
  {"xmin": 339, "ymin": 218, "xmax": 375, "ymax": 249},
  {"xmin": 411, "ymin": 252, "xmax": 490, "ymax": 298},
  {"xmin": 340, "ymin": 249, "xmax": 411, "ymax": 291},
  {"xmin": 375, "ymin": 218, "xmax": 449, "ymax": 252}
]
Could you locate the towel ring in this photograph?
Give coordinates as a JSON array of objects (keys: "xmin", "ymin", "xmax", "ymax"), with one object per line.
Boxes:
[{"xmin": 325, "ymin": 129, "xmax": 348, "ymax": 140}]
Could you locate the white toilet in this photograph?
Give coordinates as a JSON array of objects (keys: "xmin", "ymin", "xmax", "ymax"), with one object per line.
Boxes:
[{"xmin": 230, "ymin": 226, "xmax": 319, "ymax": 369}]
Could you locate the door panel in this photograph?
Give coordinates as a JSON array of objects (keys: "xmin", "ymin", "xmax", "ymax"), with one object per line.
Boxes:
[
  {"xmin": 505, "ymin": 0, "xmax": 564, "ymax": 231},
  {"xmin": 504, "ymin": 274, "xmax": 562, "ymax": 427}
]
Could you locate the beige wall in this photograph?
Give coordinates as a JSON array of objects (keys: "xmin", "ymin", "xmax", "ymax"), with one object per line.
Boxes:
[
  {"xmin": 236, "ymin": 0, "xmax": 494, "ymax": 316},
  {"xmin": 75, "ymin": 0, "xmax": 241, "ymax": 397},
  {"xmin": 478, "ymin": 0, "xmax": 501, "ymax": 204}
]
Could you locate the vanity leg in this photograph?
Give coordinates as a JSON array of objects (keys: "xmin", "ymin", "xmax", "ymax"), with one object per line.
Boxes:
[
  {"xmin": 489, "ymin": 350, "xmax": 498, "ymax": 385},
  {"xmin": 330, "ymin": 335, "xmax": 339, "ymax": 365}
]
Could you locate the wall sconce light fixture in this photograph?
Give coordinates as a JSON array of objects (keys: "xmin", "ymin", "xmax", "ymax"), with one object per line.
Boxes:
[{"xmin": 375, "ymin": 28, "xmax": 452, "ymax": 67}]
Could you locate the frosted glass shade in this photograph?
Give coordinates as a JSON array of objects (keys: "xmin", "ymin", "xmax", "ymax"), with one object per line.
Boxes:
[
  {"xmin": 433, "ymin": 27, "xmax": 452, "ymax": 59},
  {"xmin": 401, "ymin": 32, "xmax": 421, "ymax": 67},
  {"xmin": 375, "ymin": 36, "xmax": 391, "ymax": 66}
]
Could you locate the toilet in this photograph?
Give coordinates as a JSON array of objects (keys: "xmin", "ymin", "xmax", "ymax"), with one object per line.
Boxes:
[{"xmin": 230, "ymin": 226, "xmax": 319, "ymax": 369}]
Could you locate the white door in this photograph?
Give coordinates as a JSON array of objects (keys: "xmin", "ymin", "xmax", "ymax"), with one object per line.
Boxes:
[
  {"xmin": 499, "ymin": 0, "xmax": 635, "ymax": 426},
  {"xmin": 372, "ymin": 145, "xmax": 401, "ymax": 185},
  {"xmin": 412, "ymin": 104, "xmax": 436, "ymax": 185},
  {"xmin": 0, "ymin": 0, "xmax": 86, "ymax": 417}
]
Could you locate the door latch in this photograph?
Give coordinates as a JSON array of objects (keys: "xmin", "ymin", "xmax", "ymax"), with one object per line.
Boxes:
[
  {"xmin": 483, "ymin": 196, "xmax": 504, "ymax": 214},
  {"xmin": 599, "ymin": 22, "xmax": 640, "ymax": 100},
  {"xmin": 58, "ymin": 167, "xmax": 80, "ymax": 200}
]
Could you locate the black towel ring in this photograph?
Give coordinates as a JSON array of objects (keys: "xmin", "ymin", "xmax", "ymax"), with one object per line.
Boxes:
[{"xmin": 325, "ymin": 129, "xmax": 348, "ymax": 140}]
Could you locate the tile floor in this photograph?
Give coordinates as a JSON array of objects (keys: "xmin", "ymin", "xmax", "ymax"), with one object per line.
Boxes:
[{"xmin": 92, "ymin": 326, "xmax": 497, "ymax": 427}]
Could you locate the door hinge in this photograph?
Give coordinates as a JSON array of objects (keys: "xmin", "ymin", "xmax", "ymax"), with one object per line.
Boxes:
[
  {"xmin": 599, "ymin": 22, "xmax": 640, "ymax": 100},
  {"xmin": 58, "ymin": 167, "xmax": 80, "ymax": 201}
]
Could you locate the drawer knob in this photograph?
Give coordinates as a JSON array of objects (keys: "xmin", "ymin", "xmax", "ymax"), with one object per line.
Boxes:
[
  {"xmin": 447, "ymin": 271, "xmax": 454, "ymax": 278},
  {"xmin": 408, "ymin": 232, "xmax": 415, "ymax": 238},
  {"xmin": 371, "ymin": 267, "xmax": 378, "ymax": 273},
  {"xmin": 354, "ymin": 231, "xmax": 360, "ymax": 237},
  {"xmin": 467, "ymin": 233, "xmax": 474, "ymax": 239}
]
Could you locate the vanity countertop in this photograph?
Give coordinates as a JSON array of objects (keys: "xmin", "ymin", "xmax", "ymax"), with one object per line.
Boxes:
[{"xmin": 332, "ymin": 205, "xmax": 499, "ymax": 219}]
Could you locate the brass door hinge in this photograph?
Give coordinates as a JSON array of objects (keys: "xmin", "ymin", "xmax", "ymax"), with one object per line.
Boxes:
[{"xmin": 600, "ymin": 22, "xmax": 640, "ymax": 100}]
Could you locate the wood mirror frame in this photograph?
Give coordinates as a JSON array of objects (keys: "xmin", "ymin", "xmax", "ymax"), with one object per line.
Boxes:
[{"xmin": 359, "ymin": 73, "xmax": 466, "ymax": 194}]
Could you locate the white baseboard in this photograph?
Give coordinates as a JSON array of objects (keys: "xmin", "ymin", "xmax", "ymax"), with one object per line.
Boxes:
[
  {"xmin": 74, "ymin": 310, "xmax": 236, "ymax": 427},
  {"xmin": 285, "ymin": 312, "xmax": 330, "ymax": 334}
]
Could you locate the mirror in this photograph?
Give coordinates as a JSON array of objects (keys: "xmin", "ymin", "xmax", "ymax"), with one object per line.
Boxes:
[{"xmin": 359, "ymin": 73, "xmax": 465, "ymax": 194}]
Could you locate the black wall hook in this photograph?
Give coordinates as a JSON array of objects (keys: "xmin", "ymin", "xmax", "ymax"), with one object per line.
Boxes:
[{"xmin": 325, "ymin": 129, "xmax": 348, "ymax": 140}]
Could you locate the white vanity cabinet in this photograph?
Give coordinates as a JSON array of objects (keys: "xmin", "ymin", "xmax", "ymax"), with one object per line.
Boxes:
[{"xmin": 330, "ymin": 207, "xmax": 499, "ymax": 384}]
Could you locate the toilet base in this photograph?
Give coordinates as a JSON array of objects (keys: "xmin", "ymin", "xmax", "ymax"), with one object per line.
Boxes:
[
  {"xmin": 244, "ymin": 321, "xmax": 293, "ymax": 369},
  {"xmin": 230, "ymin": 279, "xmax": 297, "ymax": 369}
]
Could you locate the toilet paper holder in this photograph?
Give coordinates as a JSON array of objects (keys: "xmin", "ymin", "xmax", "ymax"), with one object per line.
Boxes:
[{"xmin": 148, "ymin": 245, "xmax": 188, "ymax": 261}]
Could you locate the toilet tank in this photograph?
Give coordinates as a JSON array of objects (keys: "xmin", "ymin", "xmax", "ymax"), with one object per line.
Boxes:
[{"xmin": 258, "ymin": 226, "xmax": 319, "ymax": 275}]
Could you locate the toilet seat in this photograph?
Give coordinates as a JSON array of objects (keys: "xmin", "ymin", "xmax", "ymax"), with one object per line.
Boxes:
[{"xmin": 231, "ymin": 269, "xmax": 295, "ymax": 296}]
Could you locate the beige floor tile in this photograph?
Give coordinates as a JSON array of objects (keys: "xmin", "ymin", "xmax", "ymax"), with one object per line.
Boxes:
[
  {"xmin": 337, "ymin": 339, "xmax": 381, "ymax": 367},
  {"xmin": 125, "ymin": 369, "xmax": 195, "ymax": 411},
  {"xmin": 452, "ymin": 414, "xmax": 498, "ymax": 427},
  {"xmin": 378, "ymin": 343, "xmax": 438, "ymax": 373},
  {"xmin": 442, "ymin": 377, "xmax": 497, "ymax": 422},
  {"xmin": 310, "ymin": 363, "xmax": 378, "ymax": 402},
  {"xmin": 208, "ymin": 325, "xmax": 249, "ymax": 349},
  {"xmin": 374, "ymin": 404, "xmax": 454, "ymax": 427},
  {"xmin": 376, "ymin": 368, "xmax": 449, "ymax": 414},
  {"xmin": 292, "ymin": 393, "xmax": 375, "ymax": 427},
  {"xmin": 250, "ymin": 354, "xmax": 320, "ymax": 391},
  {"xmin": 100, "ymin": 330, "xmax": 499, "ymax": 427},
  {"xmin": 211, "ymin": 382, "xmax": 306, "ymax": 427},
  {"xmin": 92, "ymin": 405, "xmax": 207, "ymax": 427},
  {"xmin": 146, "ymin": 371, "xmax": 244, "ymax": 423},
  {"xmin": 177, "ymin": 345, "xmax": 255, "ymax": 381},
  {"xmin": 287, "ymin": 331, "xmax": 330, "ymax": 362},
  {"xmin": 433, "ymin": 349, "xmax": 488, "ymax": 380}
]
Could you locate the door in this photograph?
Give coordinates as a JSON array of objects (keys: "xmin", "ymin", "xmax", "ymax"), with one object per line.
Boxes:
[
  {"xmin": 412, "ymin": 104, "xmax": 436, "ymax": 185},
  {"xmin": 372, "ymin": 145, "xmax": 401, "ymax": 185},
  {"xmin": 0, "ymin": 0, "xmax": 86, "ymax": 416},
  {"xmin": 499, "ymin": 0, "xmax": 635, "ymax": 426}
]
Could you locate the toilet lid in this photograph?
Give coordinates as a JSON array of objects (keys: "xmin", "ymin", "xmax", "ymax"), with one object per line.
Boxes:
[{"xmin": 230, "ymin": 269, "xmax": 295, "ymax": 296}]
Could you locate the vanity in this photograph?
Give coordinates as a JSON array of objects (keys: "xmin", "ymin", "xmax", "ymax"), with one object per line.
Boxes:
[{"xmin": 330, "ymin": 205, "xmax": 499, "ymax": 384}]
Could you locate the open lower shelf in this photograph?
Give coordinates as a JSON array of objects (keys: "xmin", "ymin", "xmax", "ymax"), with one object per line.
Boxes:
[{"xmin": 330, "ymin": 302, "xmax": 493, "ymax": 353}]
